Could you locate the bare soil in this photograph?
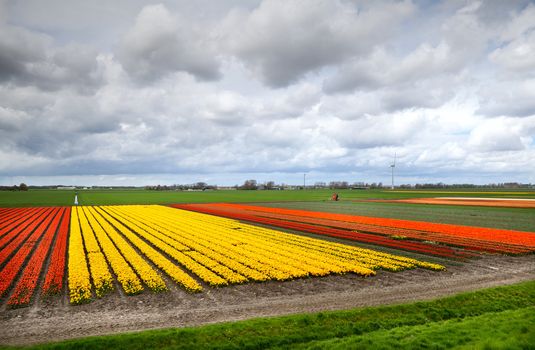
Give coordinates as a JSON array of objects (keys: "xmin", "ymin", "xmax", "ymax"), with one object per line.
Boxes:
[{"xmin": 1, "ymin": 254, "xmax": 534, "ymax": 346}]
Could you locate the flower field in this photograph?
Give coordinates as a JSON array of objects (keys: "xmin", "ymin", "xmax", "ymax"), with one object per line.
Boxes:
[
  {"xmin": 172, "ymin": 203, "xmax": 535, "ymax": 255},
  {"xmin": 0, "ymin": 207, "xmax": 69, "ymax": 306},
  {"xmin": 0, "ymin": 205, "xmax": 444, "ymax": 307}
]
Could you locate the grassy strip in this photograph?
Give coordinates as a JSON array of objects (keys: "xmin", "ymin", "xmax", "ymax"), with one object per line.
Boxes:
[
  {"xmin": 1, "ymin": 189, "xmax": 534, "ymax": 208},
  {"xmin": 3, "ymin": 280, "xmax": 535, "ymax": 350},
  {"xmin": 291, "ymin": 307, "xmax": 535, "ymax": 350}
]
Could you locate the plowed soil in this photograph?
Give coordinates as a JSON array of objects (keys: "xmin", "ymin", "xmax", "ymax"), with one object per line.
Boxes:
[{"xmin": 1, "ymin": 254, "xmax": 534, "ymax": 346}]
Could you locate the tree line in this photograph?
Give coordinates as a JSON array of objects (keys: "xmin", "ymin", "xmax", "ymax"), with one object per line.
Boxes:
[{"xmin": 0, "ymin": 183, "xmax": 28, "ymax": 191}]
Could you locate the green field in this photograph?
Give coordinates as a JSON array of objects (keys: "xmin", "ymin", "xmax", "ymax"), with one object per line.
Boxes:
[
  {"xmin": 3, "ymin": 280, "xmax": 534, "ymax": 350},
  {"xmin": 1, "ymin": 188, "xmax": 535, "ymax": 208},
  {"xmin": 2, "ymin": 189, "xmax": 534, "ymax": 232}
]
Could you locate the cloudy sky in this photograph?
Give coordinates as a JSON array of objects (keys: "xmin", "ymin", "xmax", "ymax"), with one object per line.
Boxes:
[{"xmin": 1, "ymin": 0, "xmax": 534, "ymax": 186}]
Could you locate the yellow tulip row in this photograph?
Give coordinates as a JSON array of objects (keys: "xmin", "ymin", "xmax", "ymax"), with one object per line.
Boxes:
[
  {"xmin": 93, "ymin": 207, "xmax": 202, "ymax": 292},
  {"xmin": 106, "ymin": 205, "xmax": 442, "ymax": 286},
  {"xmin": 222, "ymin": 216, "xmax": 443, "ymax": 271},
  {"xmin": 150, "ymin": 206, "xmax": 442, "ymax": 273},
  {"xmin": 142, "ymin": 206, "xmax": 329, "ymax": 279},
  {"xmin": 76, "ymin": 208, "xmax": 114, "ymax": 297},
  {"xmin": 107, "ymin": 206, "xmax": 303, "ymax": 281},
  {"xmin": 82, "ymin": 207, "xmax": 143, "ymax": 295},
  {"xmin": 160, "ymin": 206, "xmax": 445, "ymax": 272},
  {"xmin": 138, "ymin": 206, "xmax": 373, "ymax": 277},
  {"xmin": 88, "ymin": 207, "xmax": 167, "ymax": 292},
  {"xmin": 238, "ymin": 220, "xmax": 445, "ymax": 271},
  {"xmin": 103, "ymin": 206, "xmax": 229, "ymax": 287},
  {"xmin": 67, "ymin": 208, "xmax": 92, "ymax": 304}
]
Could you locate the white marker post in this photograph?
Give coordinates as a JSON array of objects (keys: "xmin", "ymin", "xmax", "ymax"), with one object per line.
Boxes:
[{"xmin": 74, "ymin": 194, "xmax": 78, "ymax": 205}]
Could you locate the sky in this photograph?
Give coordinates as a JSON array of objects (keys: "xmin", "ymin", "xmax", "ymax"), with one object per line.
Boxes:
[{"xmin": 0, "ymin": 0, "xmax": 534, "ymax": 187}]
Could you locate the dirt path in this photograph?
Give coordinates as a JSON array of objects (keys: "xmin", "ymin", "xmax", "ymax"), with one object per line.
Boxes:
[{"xmin": 1, "ymin": 254, "xmax": 534, "ymax": 346}]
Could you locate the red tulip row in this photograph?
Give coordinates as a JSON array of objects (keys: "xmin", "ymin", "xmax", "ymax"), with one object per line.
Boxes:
[
  {"xmin": 8, "ymin": 207, "xmax": 65, "ymax": 306},
  {"xmin": 0, "ymin": 207, "xmax": 42, "ymax": 240},
  {"xmin": 0, "ymin": 208, "xmax": 25, "ymax": 230},
  {"xmin": 0, "ymin": 208, "xmax": 60, "ymax": 299},
  {"xmin": 193, "ymin": 205, "xmax": 528, "ymax": 255},
  {"xmin": 0, "ymin": 208, "xmax": 53, "ymax": 265},
  {"xmin": 42, "ymin": 207, "xmax": 71, "ymax": 295},
  {"xmin": 221, "ymin": 203, "xmax": 535, "ymax": 248},
  {"xmin": 217, "ymin": 203, "xmax": 535, "ymax": 254},
  {"xmin": 172, "ymin": 204, "xmax": 462, "ymax": 258}
]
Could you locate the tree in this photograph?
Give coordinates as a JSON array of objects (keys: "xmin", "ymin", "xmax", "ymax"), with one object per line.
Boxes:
[
  {"xmin": 265, "ymin": 181, "xmax": 275, "ymax": 190},
  {"xmin": 194, "ymin": 182, "xmax": 207, "ymax": 190},
  {"xmin": 19, "ymin": 183, "xmax": 28, "ymax": 191},
  {"xmin": 241, "ymin": 179, "xmax": 258, "ymax": 190}
]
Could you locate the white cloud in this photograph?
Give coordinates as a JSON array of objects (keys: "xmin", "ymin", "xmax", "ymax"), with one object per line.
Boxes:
[
  {"xmin": 499, "ymin": 3, "xmax": 535, "ymax": 42},
  {"xmin": 490, "ymin": 27, "xmax": 535, "ymax": 72},
  {"xmin": 468, "ymin": 118, "xmax": 526, "ymax": 152},
  {"xmin": 0, "ymin": 0, "xmax": 534, "ymax": 185}
]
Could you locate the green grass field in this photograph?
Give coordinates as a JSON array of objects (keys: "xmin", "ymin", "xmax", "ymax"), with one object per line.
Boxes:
[
  {"xmin": 3, "ymin": 280, "xmax": 534, "ymax": 350},
  {"xmin": 1, "ymin": 189, "xmax": 534, "ymax": 231},
  {"xmin": 1, "ymin": 188, "xmax": 534, "ymax": 208}
]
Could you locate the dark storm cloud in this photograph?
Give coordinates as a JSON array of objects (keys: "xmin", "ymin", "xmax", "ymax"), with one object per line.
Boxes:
[
  {"xmin": 118, "ymin": 4, "xmax": 221, "ymax": 83},
  {"xmin": 0, "ymin": 23, "xmax": 103, "ymax": 92},
  {"xmin": 221, "ymin": 0, "xmax": 416, "ymax": 87}
]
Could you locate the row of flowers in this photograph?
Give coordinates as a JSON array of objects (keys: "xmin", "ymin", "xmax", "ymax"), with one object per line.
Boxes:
[
  {"xmin": 67, "ymin": 207, "xmax": 92, "ymax": 304},
  {"xmin": 186, "ymin": 203, "xmax": 535, "ymax": 255},
  {"xmin": 171, "ymin": 206, "xmax": 444, "ymax": 272},
  {"xmin": 42, "ymin": 207, "xmax": 71, "ymax": 295},
  {"xmin": 220, "ymin": 203, "xmax": 535, "ymax": 248},
  {"xmin": 93, "ymin": 206, "xmax": 201, "ymax": 293},
  {"xmin": 88, "ymin": 207, "xmax": 167, "ymax": 292},
  {"xmin": 0, "ymin": 207, "xmax": 41, "ymax": 240},
  {"xmin": 76, "ymin": 207, "xmax": 114, "ymax": 297},
  {"xmin": 0, "ymin": 204, "xmax": 445, "ymax": 307},
  {"xmin": 128, "ymin": 205, "xmax": 443, "ymax": 281},
  {"xmin": 0, "ymin": 208, "xmax": 61, "ymax": 305},
  {"xmin": 103, "ymin": 206, "xmax": 228, "ymax": 287},
  {"xmin": 172, "ymin": 204, "xmax": 458, "ymax": 259},
  {"xmin": 0, "ymin": 208, "xmax": 52, "ymax": 265},
  {"xmin": 8, "ymin": 208, "xmax": 65, "ymax": 306},
  {"xmin": 81, "ymin": 207, "xmax": 144, "ymax": 295}
]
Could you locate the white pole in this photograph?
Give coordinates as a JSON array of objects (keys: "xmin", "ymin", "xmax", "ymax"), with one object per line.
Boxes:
[{"xmin": 391, "ymin": 153, "xmax": 396, "ymax": 190}]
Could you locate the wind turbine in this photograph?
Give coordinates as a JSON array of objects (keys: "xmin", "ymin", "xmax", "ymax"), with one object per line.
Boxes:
[{"xmin": 390, "ymin": 153, "xmax": 396, "ymax": 190}]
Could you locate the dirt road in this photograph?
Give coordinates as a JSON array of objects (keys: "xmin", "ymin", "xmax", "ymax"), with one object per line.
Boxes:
[{"xmin": 1, "ymin": 254, "xmax": 534, "ymax": 346}]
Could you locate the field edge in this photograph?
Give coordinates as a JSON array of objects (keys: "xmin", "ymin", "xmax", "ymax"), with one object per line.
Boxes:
[{"xmin": 2, "ymin": 278, "xmax": 534, "ymax": 350}]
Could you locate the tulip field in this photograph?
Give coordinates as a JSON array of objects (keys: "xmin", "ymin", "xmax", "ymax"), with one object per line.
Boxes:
[
  {"xmin": 0, "ymin": 204, "xmax": 448, "ymax": 307},
  {"xmin": 1, "ymin": 198, "xmax": 534, "ymax": 309},
  {"xmin": 0, "ymin": 192, "xmax": 534, "ymax": 348},
  {"xmin": 173, "ymin": 203, "xmax": 535, "ymax": 255}
]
